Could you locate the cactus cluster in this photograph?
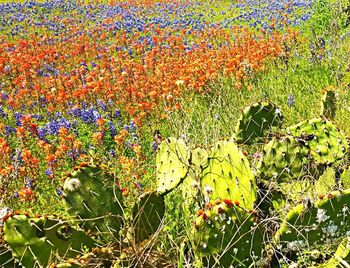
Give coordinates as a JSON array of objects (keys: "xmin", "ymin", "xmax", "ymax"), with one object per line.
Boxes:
[
  {"xmin": 1, "ymin": 93, "xmax": 350, "ymax": 267},
  {"xmin": 3, "ymin": 214, "xmax": 95, "ymax": 267},
  {"xmin": 276, "ymin": 189, "xmax": 350, "ymax": 252}
]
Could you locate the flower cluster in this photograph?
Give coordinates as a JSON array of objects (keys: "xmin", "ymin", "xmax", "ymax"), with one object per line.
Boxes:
[{"xmin": 0, "ymin": 0, "xmax": 314, "ymax": 208}]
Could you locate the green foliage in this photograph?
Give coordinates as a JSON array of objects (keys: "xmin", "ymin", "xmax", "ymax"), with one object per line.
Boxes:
[
  {"xmin": 3, "ymin": 215, "xmax": 95, "ymax": 268},
  {"xmin": 132, "ymin": 191, "xmax": 165, "ymax": 243},
  {"xmin": 62, "ymin": 163, "xmax": 124, "ymax": 240},
  {"xmin": 200, "ymin": 140, "xmax": 256, "ymax": 210},
  {"xmin": 193, "ymin": 200, "xmax": 265, "ymax": 267},
  {"xmin": 156, "ymin": 138, "xmax": 190, "ymax": 195},
  {"xmin": 234, "ymin": 102, "xmax": 283, "ymax": 144}
]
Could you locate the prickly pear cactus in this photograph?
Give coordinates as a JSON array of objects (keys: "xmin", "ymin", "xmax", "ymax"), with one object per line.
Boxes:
[
  {"xmin": 0, "ymin": 243, "xmax": 16, "ymax": 267},
  {"xmin": 256, "ymin": 136, "xmax": 310, "ymax": 183},
  {"xmin": 132, "ymin": 192, "xmax": 165, "ymax": 243},
  {"xmin": 191, "ymin": 147, "xmax": 209, "ymax": 175},
  {"xmin": 287, "ymin": 118, "xmax": 348, "ymax": 165},
  {"xmin": 63, "ymin": 163, "xmax": 123, "ymax": 239},
  {"xmin": 156, "ymin": 137, "xmax": 190, "ymax": 195},
  {"xmin": 315, "ymin": 167, "xmax": 338, "ymax": 196},
  {"xmin": 193, "ymin": 200, "xmax": 265, "ymax": 267},
  {"xmin": 276, "ymin": 189, "xmax": 350, "ymax": 253},
  {"xmin": 340, "ymin": 167, "xmax": 350, "ymax": 190},
  {"xmin": 201, "ymin": 140, "xmax": 256, "ymax": 210},
  {"xmin": 3, "ymin": 215, "xmax": 95, "ymax": 268},
  {"xmin": 317, "ymin": 237, "xmax": 350, "ymax": 267},
  {"xmin": 234, "ymin": 102, "xmax": 283, "ymax": 144},
  {"xmin": 180, "ymin": 147, "xmax": 208, "ymax": 218},
  {"xmin": 320, "ymin": 89, "xmax": 337, "ymax": 120}
]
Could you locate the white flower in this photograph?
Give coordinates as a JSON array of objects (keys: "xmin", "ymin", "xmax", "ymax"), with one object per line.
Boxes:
[
  {"xmin": 64, "ymin": 178, "xmax": 81, "ymax": 192},
  {"xmin": 287, "ymin": 240, "xmax": 305, "ymax": 251},
  {"xmin": 175, "ymin": 80, "xmax": 184, "ymax": 86},
  {"xmin": 316, "ymin": 209, "xmax": 329, "ymax": 223},
  {"xmin": 322, "ymin": 224, "xmax": 338, "ymax": 237},
  {"xmin": 203, "ymin": 185, "xmax": 213, "ymax": 195}
]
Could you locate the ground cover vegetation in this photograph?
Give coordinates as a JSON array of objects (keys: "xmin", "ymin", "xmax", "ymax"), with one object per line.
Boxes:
[{"xmin": 0, "ymin": 0, "xmax": 350, "ymax": 266}]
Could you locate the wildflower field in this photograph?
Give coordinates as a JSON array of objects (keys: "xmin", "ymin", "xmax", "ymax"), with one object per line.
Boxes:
[{"xmin": 0, "ymin": 0, "xmax": 350, "ymax": 267}]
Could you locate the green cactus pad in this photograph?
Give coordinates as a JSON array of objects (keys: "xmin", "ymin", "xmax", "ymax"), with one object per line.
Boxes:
[
  {"xmin": 234, "ymin": 102, "xmax": 283, "ymax": 144},
  {"xmin": 193, "ymin": 200, "xmax": 265, "ymax": 267},
  {"xmin": 320, "ymin": 90, "xmax": 337, "ymax": 120},
  {"xmin": 276, "ymin": 189, "xmax": 350, "ymax": 253},
  {"xmin": 132, "ymin": 192, "xmax": 165, "ymax": 243},
  {"xmin": 256, "ymin": 136, "xmax": 310, "ymax": 183},
  {"xmin": 180, "ymin": 147, "xmax": 208, "ymax": 218},
  {"xmin": 0, "ymin": 244, "xmax": 17, "ymax": 267},
  {"xmin": 340, "ymin": 167, "xmax": 350, "ymax": 190},
  {"xmin": 3, "ymin": 215, "xmax": 95, "ymax": 268},
  {"xmin": 287, "ymin": 118, "xmax": 348, "ymax": 165},
  {"xmin": 63, "ymin": 164, "xmax": 123, "ymax": 239},
  {"xmin": 315, "ymin": 168, "xmax": 337, "ymax": 196},
  {"xmin": 317, "ymin": 237, "xmax": 350, "ymax": 267},
  {"xmin": 156, "ymin": 137, "xmax": 190, "ymax": 195},
  {"xmin": 201, "ymin": 140, "xmax": 256, "ymax": 210}
]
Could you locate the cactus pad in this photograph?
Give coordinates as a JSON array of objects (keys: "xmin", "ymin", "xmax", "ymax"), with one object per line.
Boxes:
[
  {"xmin": 287, "ymin": 118, "xmax": 348, "ymax": 165},
  {"xmin": 191, "ymin": 147, "xmax": 209, "ymax": 173},
  {"xmin": 63, "ymin": 164, "xmax": 123, "ymax": 239},
  {"xmin": 0, "ymin": 244, "xmax": 16, "ymax": 267},
  {"xmin": 193, "ymin": 200, "xmax": 265, "ymax": 267},
  {"xmin": 132, "ymin": 192, "xmax": 165, "ymax": 243},
  {"xmin": 320, "ymin": 90, "xmax": 337, "ymax": 120},
  {"xmin": 256, "ymin": 136, "xmax": 310, "ymax": 183},
  {"xmin": 180, "ymin": 147, "xmax": 208, "ymax": 218},
  {"xmin": 276, "ymin": 189, "xmax": 350, "ymax": 252},
  {"xmin": 315, "ymin": 167, "xmax": 337, "ymax": 196},
  {"xmin": 3, "ymin": 215, "xmax": 95, "ymax": 268},
  {"xmin": 201, "ymin": 140, "xmax": 256, "ymax": 210},
  {"xmin": 156, "ymin": 138, "xmax": 190, "ymax": 194},
  {"xmin": 317, "ymin": 237, "xmax": 350, "ymax": 267},
  {"xmin": 340, "ymin": 167, "xmax": 350, "ymax": 190},
  {"xmin": 234, "ymin": 102, "xmax": 283, "ymax": 144}
]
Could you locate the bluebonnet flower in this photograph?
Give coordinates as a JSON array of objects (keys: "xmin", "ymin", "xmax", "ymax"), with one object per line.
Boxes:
[
  {"xmin": 109, "ymin": 121, "xmax": 117, "ymax": 137},
  {"xmin": 25, "ymin": 178, "xmax": 33, "ymax": 188},
  {"xmin": 109, "ymin": 149, "xmax": 116, "ymax": 157},
  {"xmin": 45, "ymin": 168, "xmax": 53, "ymax": 177},
  {"xmin": 14, "ymin": 112, "xmax": 23, "ymax": 126},
  {"xmin": 56, "ymin": 189, "xmax": 63, "ymax": 196},
  {"xmin": 287, "ymin": 94, "xmax": 295, "ymax": 107}
]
